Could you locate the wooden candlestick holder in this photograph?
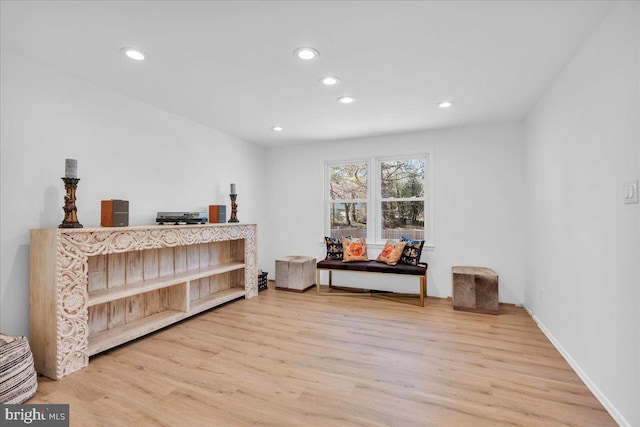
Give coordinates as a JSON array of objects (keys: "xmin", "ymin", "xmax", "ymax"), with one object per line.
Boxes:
[
  {"xmin": 228, "ymin": 193, "xmax": 239, "ymax": 223},
  {"xmin": 59, "ymin": 177, "xmax": 83, "ymax": 228}
]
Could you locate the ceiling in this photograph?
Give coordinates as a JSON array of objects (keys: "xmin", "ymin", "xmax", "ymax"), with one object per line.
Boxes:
[{"xmin": 1, "ymin": 1, "xmax": 613, "ymax": 147}]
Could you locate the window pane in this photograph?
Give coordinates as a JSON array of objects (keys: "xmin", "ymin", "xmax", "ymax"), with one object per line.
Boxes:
[
  {"xmin": 381, "ymin": 201, "xmax": 424, "ymax": 240},
  {"xmin": 330, "ymin": 202, "xmax": 367, "ymax": 238},
  {"xmin": 380, "ymin": 159, "xmax": 424, "ymax": 199},
  {"xmin": 329, "ymin": 163, "xmax": 368, "ymax": 200}
]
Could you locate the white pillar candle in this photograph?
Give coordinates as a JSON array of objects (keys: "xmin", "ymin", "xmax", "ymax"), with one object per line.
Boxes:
[
  {"xmin": 230, "ymin": 183, "xmax": 236, "ymax": 194},
  {"xmin": 65, "ymin": 159, "xmax": 77, "ymax": 178}
]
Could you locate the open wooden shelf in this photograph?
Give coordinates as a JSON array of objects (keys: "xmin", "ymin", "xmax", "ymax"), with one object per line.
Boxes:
[
  {"xmin": 88, "ymin": 262, "xmax": 245, "ymax": 307},
  {"xmin": 29, "ymin": 224, "xmax": 258, "ymax": 379},
  {"xmin": 189, "ymin": 287, "xmax": 246, "ymax": 315},
  {"xmin": 88, "ymin": 309, "xmax": 186, "ymax": 356}
]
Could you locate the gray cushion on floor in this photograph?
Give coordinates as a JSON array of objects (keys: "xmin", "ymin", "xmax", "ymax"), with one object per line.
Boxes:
[{"xmin": 0, "ymin": 333, "xmax": 38, "ymax": 404}]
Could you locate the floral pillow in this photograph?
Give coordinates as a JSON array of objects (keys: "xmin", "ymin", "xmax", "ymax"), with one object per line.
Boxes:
[
  {"xmin": 342, "ymin": 237, "xmax": 369, "ymax": 262},
  {"xmin": 324, "ymin": 236, "xmax": 350, "ymax": 260},
  {"xmin": 376, "ymin": 240, "xmax": 407, "ymax": 265},
  {"xmin": 400, "ymin": 237, "xmax": 425, "ymax": 266}
]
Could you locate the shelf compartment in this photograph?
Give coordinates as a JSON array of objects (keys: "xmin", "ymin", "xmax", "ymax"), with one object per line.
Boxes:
[
  {"xmin": 29, "ymin": 224, "xmax": 257, "ymax": 380},
  {"xmin": 88, "ymin": 309, "xmax": 187, "ymax": 356},
  {"xmin": 189, "ymin": 287, "xmax": 246, "ymax": 316},
  {"xmin": 88, "ymin": 261, "xmax": 245, "ymax": 307},
  {"xmin": 88, "ymin": 283, "xmax": 188, "ymax": 340}
]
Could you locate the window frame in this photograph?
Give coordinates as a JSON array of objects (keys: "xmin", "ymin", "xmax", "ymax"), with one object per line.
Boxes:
[
  {"xmin": 324, "ymin": 158, "xmax": 372, "ymax": 239},
  {"xmin": 375, "ymin": 155, "xmax": 429, "ymax": 244},
  {"xmin": 324, "ymin": 153, "xmax": 433, "ymax": 247}
]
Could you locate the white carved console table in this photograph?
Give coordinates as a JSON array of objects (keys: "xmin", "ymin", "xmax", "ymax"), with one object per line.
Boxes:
[{"xmin": 29, "ymin": 224, "xmax": 257, "ymax": 380}]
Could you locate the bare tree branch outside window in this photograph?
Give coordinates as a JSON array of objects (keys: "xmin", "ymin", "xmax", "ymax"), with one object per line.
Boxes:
[
  {"xmin": 326, "ymin": 157, "xmax": 427, "ymax": 242},
  {"xmin": 329, "ymin": 163, "xmax": 367, "ymax": 238},
  {"xmin": 380, "ymin": 159, "xmax": 425, "ymax": 240}
]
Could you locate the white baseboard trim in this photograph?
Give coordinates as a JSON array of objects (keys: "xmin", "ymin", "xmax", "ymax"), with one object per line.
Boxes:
[{"xmin": 524, "ymin": 306, "xmax": 630, "ymax": 427}]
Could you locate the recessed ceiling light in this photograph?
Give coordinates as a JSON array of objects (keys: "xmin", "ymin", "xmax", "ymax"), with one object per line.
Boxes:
[
  {"xmin": 438, "ymin": 101, "xmax": 454, "ymax": 108},
  {"xmin": 120, "ymin": 47, "xmax": 148, "ymax": 61},
  {"xmin": 320, "ymin": 76, "xmax": 340, "ymax": 86},
  {"xmin": 337, "ymin": 96, "xmax": 356, "ymax": 104},
  {"xmin": 271, "ymin": 126, "xmax": 284, "ymax": 132},
  {"xmin": 294, "ymin": 47, "xmax": 319, "ymax": 60}
]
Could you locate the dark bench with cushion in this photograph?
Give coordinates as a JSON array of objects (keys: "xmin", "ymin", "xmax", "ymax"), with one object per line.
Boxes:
[{"xmin": 316, "ymin": 259, "xmax": 428, "ymax": 306}]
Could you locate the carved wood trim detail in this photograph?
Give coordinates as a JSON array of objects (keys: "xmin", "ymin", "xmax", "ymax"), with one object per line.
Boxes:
[{"xmin": 53, "ymin": 224, "xmax": 257, "ymax": 379}]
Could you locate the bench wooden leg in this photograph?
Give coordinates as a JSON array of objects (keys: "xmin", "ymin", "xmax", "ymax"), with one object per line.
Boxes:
[
  {"xmin": 316, "ymin": 269, "xmax": 427, "ymax": 306},
  {"xmin": 371, "ymin": 273, "xmax": 426, "ymax": 307},
  {"xmin": 316, "ymin": 269, "xmax": 372, "ymax": 297}
]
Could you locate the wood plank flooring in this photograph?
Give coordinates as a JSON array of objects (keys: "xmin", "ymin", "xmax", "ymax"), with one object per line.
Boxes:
[{"xmin": 30, "ymin": 284, "xmax": 615, "ymax": 426}]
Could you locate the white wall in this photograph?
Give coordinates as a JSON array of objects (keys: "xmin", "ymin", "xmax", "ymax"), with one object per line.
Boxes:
[
  {"xmin": 0, "ymin": 50, "xmax": 268, "ymax": 337},
  {"xmin": 4, "ymin": 6, "xmax": 635, "ymax": 422},
  {"xmin": 524, "ymin": 2, "xmax": 639, "ymax": 426},
  {"xmin": 266, "ymin": 122, "xmax": 525, "ymax": 304},
  {"xmin": 638, "ymin": 5, "xmax": 640, "ymax": 418}
]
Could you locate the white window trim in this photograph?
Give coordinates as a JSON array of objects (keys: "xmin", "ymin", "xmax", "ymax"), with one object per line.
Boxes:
[
  {"xmin": 324, "ymin": 158, "xmax": 371, "ymax": 238},
  {"xmin": 375, "ymin": 154, "xmax": 428, "ymax": 244},
  {"xmin": 324, "ymin": 152, "xmax": 434, "ymax": 248}
]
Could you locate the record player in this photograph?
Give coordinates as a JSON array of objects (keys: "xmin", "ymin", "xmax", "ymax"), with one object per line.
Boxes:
[{"xmin": 156, "ymin": 212, "xmax": 207, "ymax": 225}]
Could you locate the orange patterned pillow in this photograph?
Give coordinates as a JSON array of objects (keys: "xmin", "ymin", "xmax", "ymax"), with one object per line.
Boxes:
[
  {"xmin": 341, "ymin": 237, "xmax": 368, "ymax": 262},
  {"xmin": 376, "ymin": 240, "xmax": 407, "ymax": 265}
]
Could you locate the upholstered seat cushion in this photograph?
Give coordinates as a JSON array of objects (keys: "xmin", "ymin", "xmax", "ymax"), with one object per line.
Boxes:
[
  {"xmin": 0, "ymin": 333, "xmax": 38, "ymax": 404},
  {"xmin": 317, "ymin": 259, "xmax": 427, "ymax": 275}
]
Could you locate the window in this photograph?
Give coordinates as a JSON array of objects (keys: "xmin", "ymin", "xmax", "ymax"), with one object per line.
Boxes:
[
  {"xmin": 379, "ymin": 158, "xmax": 425, "ymax": 241},
  {"xmin": 327, "ymin": 161, "xmax": 368, "ymax": 239},
  {"xmin": 325, "ymin": 154, "xmax": 431, "ymax": 245}
]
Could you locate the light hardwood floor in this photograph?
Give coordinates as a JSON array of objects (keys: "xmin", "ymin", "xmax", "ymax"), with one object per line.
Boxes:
[{"xmin": 31, "ymin": 284, "xmax": 615, "ymax": 426}]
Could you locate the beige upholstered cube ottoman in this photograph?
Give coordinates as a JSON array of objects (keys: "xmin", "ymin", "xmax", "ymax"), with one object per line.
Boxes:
[
  {"xmin": 276, "ymin": 256, "xmax": 316, "ymax": 292},
  {"xmin": 452, "ymin": 266, "xmax": 499, "ymax": 315}
]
